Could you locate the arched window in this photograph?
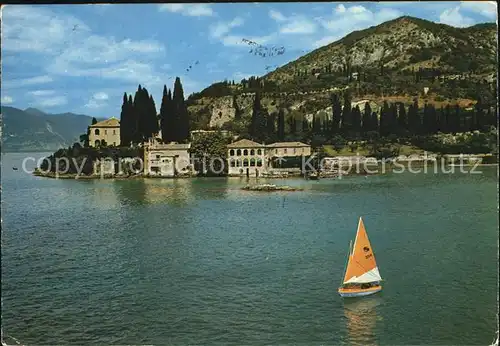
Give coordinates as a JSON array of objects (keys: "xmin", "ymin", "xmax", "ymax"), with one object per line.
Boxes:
[
  {"xmin": 257, "ymin": 149, "xmax": 262, "ymax": 155},
  {"xmin": 94, "ymin": 129, "xmax": 100, "ymax": 135},
  {"xmin": 230, "ymin": 160, "xmax": 236, "ymax": 167},
  {"xmin": 236, "ymin": 149, "xmax": 241, "ymax": 156},
  {"xmin": 94, "ymin": 140, "xmax": 100, "ymax": 147},
  {"xmin": 243, "ymin": 159, "xmax": 249, "ymax": 167},
  {"xmin": 243, "ymin": 149, "xmax": 248, "ymax": 156},
  {"xmin": 257, "ymin": 159, "xmax": 262, "ymax": 167},
  {"xmin": 250, "ymin": 158, "xmax": 256, "ymax": 167},
  {"xmin": 236, "ymin": 160, "xmax": 240, "ymax": 167},
  {"xmin": 250, "ymin": 149, "xmax": 255, "ymax": 155},
  {"xmin": 230, "ymin": 149, "xmax": 235, "ymax": 156}
]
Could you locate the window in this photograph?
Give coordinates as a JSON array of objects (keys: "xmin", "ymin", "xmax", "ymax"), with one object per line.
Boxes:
[
  {"xmin": 257, "ymin": 159, "xmax": 262, "ymax": 167},
  {"xmin": 243, "ymin": 149, "xmax": 248, "ymax": 156},
  {"xmin": 284, "ymin": 148, "xmax": 287, "ymax": 154},
  {"xmin": 230, "ymin": 160, "xmax": 236, "ymax": 167},
  {"xmin": 156, "ymin": 155, "xmax": 161, "ymax": 159},
  {"xmin": 113, "ymin": 142, "xmax": 116, "ymax": 146},
  {"xmin": 250, "ymin": 149, "xmax": 255, "ymax": 155},
  {"xmin": 236, "ymin": 160, "xmax": 240, "ymax": 167},
  {"xmin": 243, "ymin": 159, "xmax": 249, "ymax": 167},
  {"xmin": 230, "ymin": 149, "xmax": 235, "ymax": 156},
  {"xmin": 236, "ymin": 149, "xmax": 241, "ymax": 156},
  {"xmin": 94, "ymin": 140, "xmax": 100, "ymax": 146},
  {"xmin": 113, "ymin": 130, "xmax": 116, "ymax": 135},
  {"xmin": 250, "ymin": 158, "xmax": 255, "ymax": 167},
  {"xmin": 94, "ymin": 129, "xmax": 100, "ymax": 135},
  {"xmin": 257, "ymin": 149, "xmax": 262, "ymax": 155},
  {"xmin": 105, "ymin": 130, "xmax": 108, "ymax": 135}
]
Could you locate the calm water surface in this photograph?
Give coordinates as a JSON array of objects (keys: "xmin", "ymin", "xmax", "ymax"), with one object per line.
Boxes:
[{"xmin": 1, "ymin": 152, "xmax": 498, "ymax": 345}]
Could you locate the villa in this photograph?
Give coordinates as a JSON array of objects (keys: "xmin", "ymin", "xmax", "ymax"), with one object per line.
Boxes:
[
  {"xmin": 226, "ymin": 139, "xmax": 312, "ymax": 176},
  {"xmin": 88, "ymin": 117, "xmax": 120, "ymax": 147}
]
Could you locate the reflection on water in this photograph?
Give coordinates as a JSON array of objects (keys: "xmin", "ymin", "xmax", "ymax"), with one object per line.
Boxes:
[{"xmin": 343, "ymin": 296, "xmax": 383, "ymax": 346}]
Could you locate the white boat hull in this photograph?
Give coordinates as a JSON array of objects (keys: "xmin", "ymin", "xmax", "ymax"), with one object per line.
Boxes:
[{"xmin": 338, "ymin": 286, "xmax": 382, "ymax": 298}]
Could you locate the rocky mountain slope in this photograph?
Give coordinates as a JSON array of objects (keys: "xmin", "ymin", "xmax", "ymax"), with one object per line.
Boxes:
[
  {"xmin": 187, "ymin": 16, "xmax": 497, "ymax": 130},
  {"xmin": 1, "ymin": 106, "xmax": 101, "ymax": 152}
]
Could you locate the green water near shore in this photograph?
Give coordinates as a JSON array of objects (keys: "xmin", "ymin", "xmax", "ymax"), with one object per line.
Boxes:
[{"xmin": 1, "ymin": 152, "xmax": 498, "ymax": 345}]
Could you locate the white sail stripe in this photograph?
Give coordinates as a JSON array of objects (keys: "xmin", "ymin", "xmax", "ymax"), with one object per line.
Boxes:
[{"xmin": 343, "ymin": 266, "xmax": 382, "ymax": 284}]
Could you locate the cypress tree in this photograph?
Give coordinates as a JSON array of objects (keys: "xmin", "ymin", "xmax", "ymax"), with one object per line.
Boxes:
[
  {"xmin": 277, "ymin": 108, "xmax": 285, "ymax": 141},
  {"xmin": 312, "ymin": 113, "xmax": 321, "ymax": 135},
  {"xmin": 362, "ymin": 102, "xmax": 372, "ymax": 132},
  {"xmin": 267, "ymin": 111, "xmax": 276, "ymax": 142},
  {"xmin": 302, "ymin": 116, "xmax": 309, "ymax": 133},
  {"xmin": 351, "ymin": 105, "xmax": 361, "ymax": 133},
  {"xmin": 233, "ymin": 95, "xmax": 241, "ymax": 120},
  {"xmin": 408, "ymin": 99, "xmax": 421, "ymax": 134},
  {"xmin": 330, "ymin": 93, "xmax": 342, "ymax": 136},
  {"xmin": 388, "ymin": 103, "xmax": 398, "ymax": 136},
  {"xmin": 397, "ymin": 103, "xmax": 407, "ymax": 133},
  {"xmin": 341, "ymin": 92, "xmax": 352, "ymax": 134},
  {"xmin": 160, "ymin": 85, "xmax": 171, "ymax": 142},
  {"xmin": 379, "ymin": 101, "xmax": 390, "ymax": 137},
  {"xmin": 120, "ymin": 93, "xmax": 129, "ymax": 146},
  {"xmin": 371, "ymin": 112, "xmax": 378, "ymax": 132},
  {"xmin": 149, "ymin": 94, "xmax": 159, "ymax": 138},
  {"xmin": 249, "ymin": 92, "xmax": 267, "ymax": 142},
  {"xmin": 172, "ymin": 77, "xmax": 190, "ymax": 142}
]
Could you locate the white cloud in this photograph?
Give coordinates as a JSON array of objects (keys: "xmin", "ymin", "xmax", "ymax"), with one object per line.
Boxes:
[
  {"xmin": 280, "ymin": 18, "xmax": 317, "ymax": 34},
  {"xmin": 314, "ymin": 5, "xmax": 403, "ymax": 48},
  {"xmin": 439, "ymin": 6, "xmax": 476, "ymax": 27},
  {"xmin": 93, "ymin": 92, "xmax": 109, "ymax": 101},
  {"xmin": 269, "ymin": 9, "xmax": 287, "ymax": 22},
  {"xmin": 29, "ymin": 90, "xmax": 56, "ymax": 97},
  {"xmin": 335, "ymin": 4, "xmax": 346, "ymax": 13},
  {"xmin": 85, "ymin": 92, "xmax": 109, "ymax": 109},
  {"xmin": 36, "ymin": 96, "xmax": 67, "ymax": 108},
  {"xmin": 460, "ymin": 1, "xmax": 497, "ymax": 19},
  {"xmin": 209, "ymin": 17, "xmax": 245, "ymax": 39},
  {"xmin": 3, "ymin": 75, "xmax": 54, "ymax": 89},
  {"xmin": 1, "ymin": 96, "xmax": 14, "ymax": 104},
  {"xmin": 158, "ymin": 4, "xmax": 214, "ymax": 17}
]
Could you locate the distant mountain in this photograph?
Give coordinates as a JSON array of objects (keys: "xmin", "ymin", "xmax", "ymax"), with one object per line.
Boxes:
[{"xmin": 1, "ymin": 106, "xmax": 105, "ymax": 152}]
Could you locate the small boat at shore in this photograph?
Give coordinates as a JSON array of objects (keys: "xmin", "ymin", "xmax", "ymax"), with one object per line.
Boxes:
[
  {"xmin": 308, "ymin": 172, "xmax": 319, "ymax": 180},
  {"xmin": 338, "ymin": 217, "xmax": 383, "ymax": 298},
  {"xmin": 12, "ymin": 167, "xmax": 18, "ymax": 171}
]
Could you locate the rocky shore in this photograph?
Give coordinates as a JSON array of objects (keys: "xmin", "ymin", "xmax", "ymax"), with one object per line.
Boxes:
[{"xmin": 241, "ymin": 184, "xmax": 304, "ymax": 192}]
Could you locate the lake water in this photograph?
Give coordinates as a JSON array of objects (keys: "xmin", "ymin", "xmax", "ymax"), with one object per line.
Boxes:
[{"xmin": 1, "ymin": 152, "xmax": 498, "ymax": 345}]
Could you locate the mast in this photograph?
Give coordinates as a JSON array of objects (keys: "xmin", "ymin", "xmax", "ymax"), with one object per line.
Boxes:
[{"xmin": 340, "ymin": 240, "xmax": 352, "ymax": 286}]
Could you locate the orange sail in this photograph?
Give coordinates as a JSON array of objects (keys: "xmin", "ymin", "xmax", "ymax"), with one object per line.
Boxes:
[{"xmin": 342, "ymin": 217, "xmax": 382, "ymax": 284}]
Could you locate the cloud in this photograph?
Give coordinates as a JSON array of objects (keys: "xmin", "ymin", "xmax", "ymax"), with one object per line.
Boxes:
[
  {"xmin": 314, "ymin": 5, "xmax": 403, "ymax": 48},
  {"xmin": 439, "ymin": 6, "xmax": 476, "ymax": 27},
  {"xmin": 459, "ymin": 1, "xmax": 497, "ymax": 20},
  {"xmin": 29, "ymin": 90, "xmax": 56, "ymax": 97},
  {"xmin": 3, "ymin": 75, "xmax": 54, "ymax": 89},
  {"xmin": 36, "ymin": 96, "xmax": 68, "ymax": 108},
  {"xmin": 1, "ymin": 96, "xmax": 14, "ymax": 104},
  {"xmin": 85, "ymin": 92, "xmax": 109, "ymax": 109},
  {"xmin": 209, "ymin": 17, "xmax": 245, "ymax": 39},
  {"xmin": 158, "ymin": 4, "xmax": 214, "ymax": 17},
  {"xmin": 269, "ymin": 9, "xmax": 287, "ymax": 22},
  {"xmin": 280, "ymin": 17, "xmax": 317, "ymax": 34}
]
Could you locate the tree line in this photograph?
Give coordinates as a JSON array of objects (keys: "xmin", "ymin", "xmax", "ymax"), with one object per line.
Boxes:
[
  {"xmin": 246, "ymin": 91, "xmax": 497, "ymax": 143},
  {"xmin": 119, "ymin": 77, "xmax": 190, "ymax": 147}
]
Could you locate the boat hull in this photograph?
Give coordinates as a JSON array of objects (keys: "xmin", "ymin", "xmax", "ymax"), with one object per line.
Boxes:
[{"xmin": 338, "ymin": 285, "xmax": 382, "ymax": 298}]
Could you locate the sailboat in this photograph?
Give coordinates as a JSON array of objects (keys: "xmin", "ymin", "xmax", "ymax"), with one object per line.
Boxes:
[{"xmin": 338, "ymin": 217, "xmax": 383, "ymax": 298}]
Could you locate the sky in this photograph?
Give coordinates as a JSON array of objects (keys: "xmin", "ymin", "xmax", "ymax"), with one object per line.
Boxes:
[{"xmin": 1, "ymin": 1, "xmax": 497, "ymax": 118}]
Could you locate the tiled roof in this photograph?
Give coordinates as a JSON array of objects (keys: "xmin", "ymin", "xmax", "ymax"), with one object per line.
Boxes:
[
  {"xmin": 227, "ymin": 139, "xmax": 264, "ymax": 148},
  {"xmin": 266, "ymin": 141, "xmax": 310, "ymax": 148},
  {"xmin": 90, "ymin": 117, "xmax": 120, "ymax": 127}
]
